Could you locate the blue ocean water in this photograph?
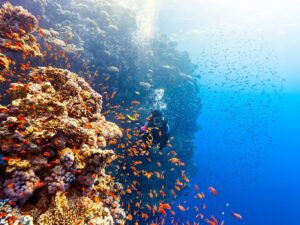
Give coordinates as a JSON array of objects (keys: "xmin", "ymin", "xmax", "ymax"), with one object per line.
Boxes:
[
  {"xmin": 157, "ymin": 1, "xmax": 300, "ymax": 224},
  {"xmin": 163, "ymin": 92, "xmax": 300, "ymax": 225},
  {"xmin": 192, "ymin": 92, "xmax": 300, "ymax": 225}
]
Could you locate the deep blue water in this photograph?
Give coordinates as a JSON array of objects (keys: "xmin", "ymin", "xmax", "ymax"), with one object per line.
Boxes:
[
  {"xmin": 166, "ymin": 92, "xmax": 300, "ymax": 225},
  {"xmin": 194, "ymin": 92, "xmax": 300, "ymax": 225}
]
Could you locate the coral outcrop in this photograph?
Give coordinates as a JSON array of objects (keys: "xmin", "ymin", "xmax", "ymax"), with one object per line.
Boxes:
[
  {"xmin": 0, "ymin": 67, "xmax": 125, "ymax": 224},
  {"xmin": 0, "ymin": 2, "xmax": 41, "ymax": 57}
]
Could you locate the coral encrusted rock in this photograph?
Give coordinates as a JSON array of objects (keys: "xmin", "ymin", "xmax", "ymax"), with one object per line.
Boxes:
[{"xmin": 0, "ymin": 67, "xmax": 125, "ymax": 224}]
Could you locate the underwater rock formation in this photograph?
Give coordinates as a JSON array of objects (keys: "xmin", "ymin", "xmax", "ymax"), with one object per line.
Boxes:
[
  {"xmin": 0, "ymin": 2, "xmax": 41, "ymax": 57},
  {"xmin": 0, "ymin": 67, "xmax": 125, "ymax": 224}
]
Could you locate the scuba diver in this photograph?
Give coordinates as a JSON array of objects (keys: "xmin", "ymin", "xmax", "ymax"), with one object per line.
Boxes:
[{"xmin": 140, "ymin": 110, "xmax": 170, "ymax": 150}]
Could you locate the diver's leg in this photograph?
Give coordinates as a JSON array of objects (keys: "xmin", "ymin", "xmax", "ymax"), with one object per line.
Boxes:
[{"xmin": 159, "ymin": 133, "xmax": 170, "ymax": 150}]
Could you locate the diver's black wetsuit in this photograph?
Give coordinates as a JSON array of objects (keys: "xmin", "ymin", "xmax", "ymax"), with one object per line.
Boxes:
[{"xmin": 140, "ymin": 111, "xmax": 169, "ymax": 150}]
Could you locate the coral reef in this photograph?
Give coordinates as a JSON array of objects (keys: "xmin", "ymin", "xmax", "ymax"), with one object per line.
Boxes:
[
  {"xmin": 1, "ymin": 0, "xmax": 202, "ymax": 223},
  {"xmin": 0, "ymin": 199, "xmax": 34, "ymax": 225},
  {"xmin": 37, "ymin": 191, "xmax": 119, "ymax": 225},
  {"xmin": 0, "ymin": 2, "xmax": 41, "ymax": 57},
  {"xmin": 0, "ymin": 67, "xmax": 125, "ymax": 224}
]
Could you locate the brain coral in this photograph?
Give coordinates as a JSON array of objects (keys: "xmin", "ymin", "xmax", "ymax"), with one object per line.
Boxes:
[{"xmin": 0, "ymin": 67, "xmax": 125, "ymax": 224}]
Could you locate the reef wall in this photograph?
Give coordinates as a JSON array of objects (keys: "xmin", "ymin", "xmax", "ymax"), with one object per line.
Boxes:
[{"xmin": 0, "ymin": 0, "xmax": 202, "ymax": 224}]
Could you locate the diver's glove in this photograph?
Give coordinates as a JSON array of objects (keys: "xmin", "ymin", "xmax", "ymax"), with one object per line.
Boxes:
[{"xmin": 140, "ymin": 125, "xmax": 147, "ymax": 132}]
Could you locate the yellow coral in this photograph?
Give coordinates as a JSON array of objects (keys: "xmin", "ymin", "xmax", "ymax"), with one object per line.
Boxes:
[
  {"xmin": 81, "ymin": 90, "xmax": 91, "ymax": 99},
  {"xmin": 38, "ymin": 192, "xmax": 109, "ymax": 225},
  {"xmin": 6, "ymin": 158, "xmax": 31, "ymax": 173}
]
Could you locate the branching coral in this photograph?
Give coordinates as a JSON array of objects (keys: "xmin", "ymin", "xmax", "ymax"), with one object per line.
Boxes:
[
  {"xmin": 0, "ymin": 67, "xmax": 125, "ymax": 224},
  {"xmin": 0, "ymin": 2, "xmax": 41, "ymax": 56}
]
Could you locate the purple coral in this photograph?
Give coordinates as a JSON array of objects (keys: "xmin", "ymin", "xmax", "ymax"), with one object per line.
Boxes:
[
  {"xmin": 3, "ymin": 169, "xmax": 39, "ymax": 204},
  {"xmin": 45, "ymin": 166, "xmax": 75, "ymax": 194}
]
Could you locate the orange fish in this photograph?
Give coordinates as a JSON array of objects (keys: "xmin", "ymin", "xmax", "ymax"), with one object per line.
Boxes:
[
  {"xmin": 43, "ymin": 151, "xmax": 51, "ymax": 157},
  {"xmin": 160, "ymin": 190, "xmax": 166, "ymax": 198},
  {"xmin": 127, "ymin": 214, "xmax": 133, "ymax": 221},
  {"xmin": 131, "ymin": 101, "xmax": 140, "ymax": 105},
  {"xmin": 8, "ymin": 201, "xmax": 16, "ymax": 206},
  {"xmin": 149, "ymin": 192, "xmax": 154, "ymax": 199},
  {"xmin": 205, "ymin": 219, "xmax": 215, "ymax": 225},
  {"xmin": 211, "ymin": 216, "xmax": 218, "ymax": 225},
  {"xmin": 169, "ymin": 157, "xmax": 181, "ymax": 164},
  {"xmin": 158, "ymin": 208, "xmax": 167, "ymax": 217},
  {"xmin": 141, "ymin": 212, "xmax": 149, "ymax": 220},
  {"xmin": 39, "ymin": 29, "xmax": 44, "ymax": 37},
  {"xmin": 196, "ymin": 193, "xmax": 205, "ymax": 199},
  {"xmin": 17, "ymin": 115, "xmax": 26, "ymax": 122},
  {"xmin": 209, "ymin": 186, "xmax": 218, "ymax": 196},
  {"xmin": 176, "ymin": 180, "xmax": 184, "ymax": 186},
  {"xmin": 232, "ymin": 212, "xmax": 242, "ymax": 220},
  {"xmin": 1, "ymin": 157, "xmax": 10, "ymax": 161},
  {"xmin": 20, "ymin": 63, "xmax": 28, "ymax": 71},
  {"xmin": 111, "ymin": 91, "xmax": 117, "ymax": 99},
  {"xmin": 171, "ymin": 190, "xmax": 176, "ymax": 197},
  {"xmin": 177, "ymin": 204, "xmax": 186, "ymax": 212},
  {"xmin": 145, "ymin": 203, "xmax": 152, "ymax": 211},
  {"xmin": 38, "ymin": 182, "xmax": 45, "ymax": 188},
  {"xmin": 152, "ymin": 204, "xmax": 157, "ymax": 216},
  {"xmin": 159, "ymin": 203, "xmax": 171, "ymax": 210}
]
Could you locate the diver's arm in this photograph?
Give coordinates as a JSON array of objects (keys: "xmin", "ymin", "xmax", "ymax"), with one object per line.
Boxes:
[{"xmin": 140, "ymin": 121, "xmax": 149, "ymax": 132}]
